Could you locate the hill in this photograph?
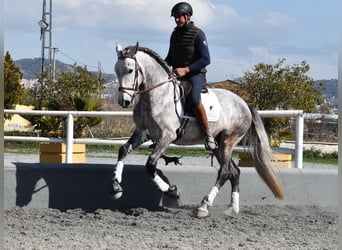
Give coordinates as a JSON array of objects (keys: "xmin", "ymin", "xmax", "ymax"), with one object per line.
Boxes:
[
  {"xmin": 15, "ymin": 58, "xmax": 115, "ymax": 83},
  {"xmin": 315, "ymin": 79, "xmax": 338, "ymax": 99}
]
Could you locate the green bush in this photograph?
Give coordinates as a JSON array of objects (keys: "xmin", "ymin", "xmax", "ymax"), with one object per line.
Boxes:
[{"xmin": 303, "ymin": 147, "xmax": 337, "ymax": 165}]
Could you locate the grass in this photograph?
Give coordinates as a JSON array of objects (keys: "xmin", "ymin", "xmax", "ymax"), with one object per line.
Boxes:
[
  {"xmin": 4, "ymin": 142, "xmax": 337, "ymax": 165},
  {"xmin": 87, "ymin": 145, "xmax": 208, "ymax": 157},
  {"xmin": 303, "ymin": 157, "xmax": 337, "ymax": 165},
  {"xmin": 4, "ymin": 143, "xmax": 213, "ymax": 157}
]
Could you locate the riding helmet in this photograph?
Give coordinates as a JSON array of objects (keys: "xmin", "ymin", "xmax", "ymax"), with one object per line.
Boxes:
[{"xmin": 171, "ymin": 2, "xmax": 193, "ymax": 17}]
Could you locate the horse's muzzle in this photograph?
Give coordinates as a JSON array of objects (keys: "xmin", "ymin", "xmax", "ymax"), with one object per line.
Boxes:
[
  {"xmin": 118, "ymin": 94, "xmax": 133, "ymax": 108},
  {"xmin": 121, "ymin": 100, "xmax": 131, "ymax": 108}
]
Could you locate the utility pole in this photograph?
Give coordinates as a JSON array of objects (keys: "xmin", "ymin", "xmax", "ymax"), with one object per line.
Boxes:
[
  {"xmin": 97, "ymin": 62, "xmax": 102, "ymax": 80},
  {"xmin": 38, "ymin": 0, "xmax": 52, "ymax": 78},
  {"xmin": 52, "ymin": 47, "xmax": 58, "ymax": 81}
]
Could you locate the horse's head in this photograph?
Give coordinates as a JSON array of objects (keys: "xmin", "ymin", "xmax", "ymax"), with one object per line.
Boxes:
[{"xmin": 115, "ymin": 42, "xmax": 143, "ymax": 108}]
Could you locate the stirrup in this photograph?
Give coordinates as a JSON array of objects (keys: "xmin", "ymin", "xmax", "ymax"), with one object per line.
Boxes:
[{"xmin": 204, "ymin": 135, "xmax": 217, "ymax": 151}]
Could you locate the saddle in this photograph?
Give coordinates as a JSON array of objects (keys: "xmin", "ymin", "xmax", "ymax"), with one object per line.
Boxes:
[
  {"xmin": 174, "ymin": 79, "xmax": 220, "ymax": 122},
  {"xmin": 173, "ymin": 79, "xmax": 220, "ymax": 141}
]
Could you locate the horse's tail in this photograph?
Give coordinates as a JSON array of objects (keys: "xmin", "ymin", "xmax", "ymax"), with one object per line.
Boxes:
[{"xmin": 248, "ymin": 106, "xmax": 285, "ymax": 200}]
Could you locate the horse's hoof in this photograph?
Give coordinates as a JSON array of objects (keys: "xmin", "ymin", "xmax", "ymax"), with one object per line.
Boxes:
[
  {"xmin": 112, "ymin": 181, "xmax": 123, "ymax": 200},
  {"xmin": 165, "ymin": 185, "xmax": 181, "ymax": 199},
  {"xmin": 196, "ymin": 205, "xmax": 209, "ymax": 218},
  {"xmin": 201, "ymin": 195, "xmax": 213, "ymax": 207},
  {"xmin": 224, "ymin": 205, "xmax": 239, "ymax": 216},
  {"xmin": 113, "ymin": 191, "xmax": 123, "ymax": 199}
]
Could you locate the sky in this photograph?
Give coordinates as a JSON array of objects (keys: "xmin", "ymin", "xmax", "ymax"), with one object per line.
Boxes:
[{"xmin": 4, "ymin": 0, "xmax": 340, "ymax": 82}]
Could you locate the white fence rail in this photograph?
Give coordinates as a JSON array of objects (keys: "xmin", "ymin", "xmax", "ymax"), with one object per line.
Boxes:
[{"xmin": 4, "ymin": 109, "xmax": 304, "ymax": 168}]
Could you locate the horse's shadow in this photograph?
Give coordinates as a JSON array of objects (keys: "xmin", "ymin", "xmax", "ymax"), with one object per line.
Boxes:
[{"xmin": 12, "ymin": 163, "xmax": 180, "ymax": 212}]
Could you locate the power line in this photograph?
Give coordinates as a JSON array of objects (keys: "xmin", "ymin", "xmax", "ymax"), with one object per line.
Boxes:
[{"xmin": 57, "ymin": 50, "xmax": 98, "ymax": 69}]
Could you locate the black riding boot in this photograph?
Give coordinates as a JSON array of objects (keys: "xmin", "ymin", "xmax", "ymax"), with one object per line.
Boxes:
[{"xmin": 192, "ymin": 101, "xmax": 217, "ymax": 150}]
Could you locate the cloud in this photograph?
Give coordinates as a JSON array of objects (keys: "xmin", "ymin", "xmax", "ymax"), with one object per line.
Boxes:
[
  {"xmin": 262, "ymin": 11, "xmax": 295, "ymax": 28},
  {"xmin": 274, "ymin": 43, "xmax": 338, "ymax": 56},
  {"xmin": 53, "ymin": 0, "xmax": 176, "ymax": 31},
  {"xmin": 4, "ymin": 1, "xmax": 295, "ymax": 48},
  {"xmin": 248, "ymin": 46, "xmax": 275, "ymax": 59},
  {"xmin": 4, "ymin": 1, "xmax": 41, "ymax": 32},
  {"xmin": 4, "ymin": 0, "xmax": 338, "ymax": 80}
]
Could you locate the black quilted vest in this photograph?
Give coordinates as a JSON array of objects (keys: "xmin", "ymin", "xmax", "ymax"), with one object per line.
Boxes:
[{"xmin": 169, "ymin": 24, "xmax": 201, "ymax": 68}]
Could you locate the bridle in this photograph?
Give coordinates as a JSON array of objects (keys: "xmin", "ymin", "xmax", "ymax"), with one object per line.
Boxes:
[
  {"xmin": 117, "ymin": 54, "xmax": 177, "ymax": 98},
  {"xmin": 117, "ymin": 55, "xmax": 144, "ymax": 98}
]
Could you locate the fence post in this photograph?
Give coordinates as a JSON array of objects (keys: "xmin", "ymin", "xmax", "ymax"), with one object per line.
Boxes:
[
  {"xmin": 66, "ymin": 113, "xmax": 74, "ymax": 163},
  {"xmin": 295, "ymin": 112, "xmax": 304, "ymax": 169}
]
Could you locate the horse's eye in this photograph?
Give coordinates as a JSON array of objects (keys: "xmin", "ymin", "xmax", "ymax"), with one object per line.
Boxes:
[{"xmin": 128, "ymin": 69, "xmax": 133, "ymax": 74}]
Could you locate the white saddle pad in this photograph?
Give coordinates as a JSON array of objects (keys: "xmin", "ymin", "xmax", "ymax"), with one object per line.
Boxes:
[{"xmin": 175, "ymin": 87, "xmax": 220, "ymax": 122}]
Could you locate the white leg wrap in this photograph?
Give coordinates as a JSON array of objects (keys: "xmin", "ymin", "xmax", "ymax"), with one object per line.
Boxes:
[
  {"xmin": 207, "ymin": 186, "xmax": 219, "ymax": 206},
  {"xmin": 231, "ymin": 192, "xmax": 239, "ymax": 213},
  {"xmin": 153, "ymin": 175, "xmax": 170, "ymax": 192},
  {"xmin": 114, "ymin": 161, "xmax": 124, "ymax": 183}
]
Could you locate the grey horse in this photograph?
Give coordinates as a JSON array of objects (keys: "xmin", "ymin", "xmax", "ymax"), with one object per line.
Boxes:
[{"xmin": 112, "ymin": 42, "xmax": 285, "ymax": 218}]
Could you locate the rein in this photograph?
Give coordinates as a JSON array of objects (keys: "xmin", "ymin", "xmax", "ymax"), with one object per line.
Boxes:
[{"xmin": 138, "ymin": 76, "xmax": 177, "ymax": 94}]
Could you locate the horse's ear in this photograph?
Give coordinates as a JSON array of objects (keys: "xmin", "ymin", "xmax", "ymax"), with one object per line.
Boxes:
[
  {"xmin": 116, "ymin": 43, "xmax": 123, "ymax": 57},
  {"xmin": 133, "ymin": 41, "xmax": 139, "ymax": 55}
]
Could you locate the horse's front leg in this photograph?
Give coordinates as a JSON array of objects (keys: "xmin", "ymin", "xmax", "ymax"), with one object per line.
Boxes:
[
  {"xmin": 111, "ymin": 129, "xmax": 148, "ymax": 199},
  {"xmin": 146, "ymin": 141, "xmax": 180, "ymax": 199}
]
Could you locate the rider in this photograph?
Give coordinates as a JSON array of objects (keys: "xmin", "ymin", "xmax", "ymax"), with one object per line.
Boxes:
[{"xmin": 165, "ymin": 2, "xmax": 217, "ymax": 150}]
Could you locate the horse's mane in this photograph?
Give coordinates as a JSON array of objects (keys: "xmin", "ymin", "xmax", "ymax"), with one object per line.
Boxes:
[{"xmin": 138, "ymin": 47, "xmax": 172, "ymax": 75}]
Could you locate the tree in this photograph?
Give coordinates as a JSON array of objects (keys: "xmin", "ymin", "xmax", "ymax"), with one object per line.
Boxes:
[
  {"xmin": 241, "ymin": 58, "xmax": 323, "ymax": 139},
  {"xmin": 21, "ymin": 88, "xmax": 36, "ymax": 106},
  {"xmin": 4, "ymin": 51, "xmax": 24, "ymax": 111},
  {"xmin": 28, "ymin": 65, "xmax": 105, "ymax": 138}
]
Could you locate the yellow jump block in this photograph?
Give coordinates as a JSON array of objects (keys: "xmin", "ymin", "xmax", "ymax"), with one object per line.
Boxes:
[
  {"xmin": 238, "ymin": 152, "xmax": 292, "ymax": 168},
  {"xmin": 40, "ymin": 143, "xmax": 86, "ymax": 163}
]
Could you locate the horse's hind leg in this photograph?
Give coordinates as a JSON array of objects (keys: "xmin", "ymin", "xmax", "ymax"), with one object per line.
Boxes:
[
  {"xmin": 225, "ymin": 159, "xmax": 240, "ymax": 216},
  {"xmin": 196, "ymin": 160, "xmax": 232, "ymax": 218},
  {"xmin": 111, "ymin": 129, "xmax": 148, "ymax": 199},
  {"xmin": 196, "ymin": 136, "xmax": 240, "ymax": 218},
  {"xmin": 197, "ymin": 158, "xmax": 240, "ymax": 218}
]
